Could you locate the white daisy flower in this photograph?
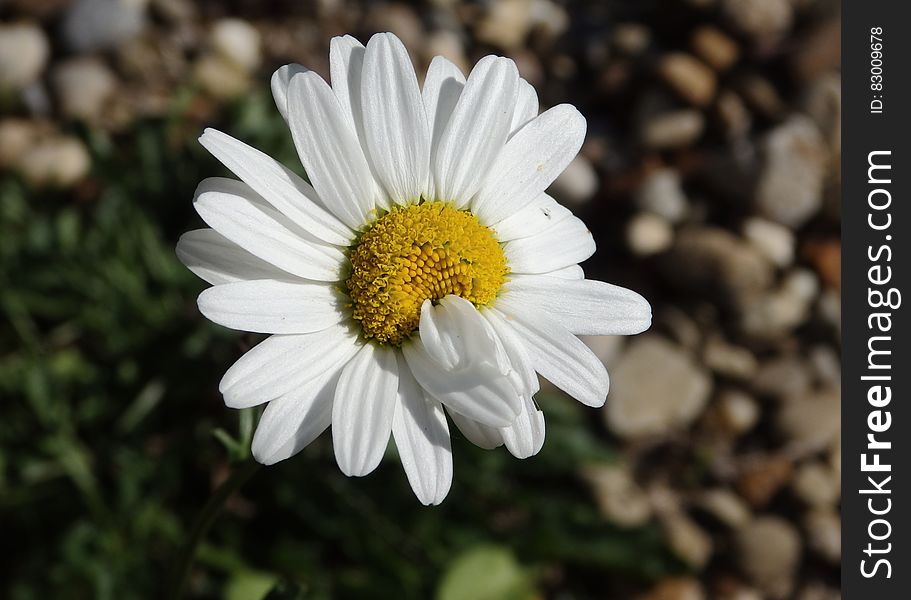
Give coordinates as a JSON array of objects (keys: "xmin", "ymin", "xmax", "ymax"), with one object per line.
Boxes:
[{"xmin": 177, "ymin": 33, "xmax": 651, "ymax": 505}]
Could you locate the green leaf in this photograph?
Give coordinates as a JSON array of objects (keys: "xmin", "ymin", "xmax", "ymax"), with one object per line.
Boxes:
[
  {"xmin": 225, "ymin": 570, "xmax": 278, "ymax": 600},
  {"xmin": 436, "ymin": 545, "xmax": 536, "ymax": 600}
]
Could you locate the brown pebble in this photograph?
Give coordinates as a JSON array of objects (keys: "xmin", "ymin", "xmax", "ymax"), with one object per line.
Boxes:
[
  {"xmin": 737, "ymin": 455, "xmax": 794, "ymax": 507},
  {"xmin": 658, "ymin": 53, "xmax": 717, "ymax": 107},
  {"xmin": 802, "ymin": 238, "xmax": 841, "ymax": 289},
  {"xmin": 692, "ymin": 26, "xmax": 740, "ymax": 71}
]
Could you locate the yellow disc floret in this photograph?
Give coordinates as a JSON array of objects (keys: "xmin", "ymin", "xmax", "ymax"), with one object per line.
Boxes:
[{"xmin": 346, "ymin": 201, "xmax": 508, "ymax": 345}]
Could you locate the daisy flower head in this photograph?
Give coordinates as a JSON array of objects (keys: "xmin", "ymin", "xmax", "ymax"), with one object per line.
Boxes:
[{"xmin": 177, "ymin": 33, "xmax": 651, "ymax": 505}]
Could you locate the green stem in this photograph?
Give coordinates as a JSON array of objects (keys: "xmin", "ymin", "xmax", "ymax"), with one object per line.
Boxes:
[{"xmin": 168, "ymin": 459, "xmax": 261, "ymax": 599}]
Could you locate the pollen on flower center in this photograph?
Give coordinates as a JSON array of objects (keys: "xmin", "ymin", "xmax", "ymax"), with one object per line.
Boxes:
[{"xmin": 346, "ymin": 201, "xmax": 508, "ymax": 346}]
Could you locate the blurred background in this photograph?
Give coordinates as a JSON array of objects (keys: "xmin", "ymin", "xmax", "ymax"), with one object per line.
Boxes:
[{"xmin": 0, "ymin": 0, "xmax": 841, "ymax": 598}]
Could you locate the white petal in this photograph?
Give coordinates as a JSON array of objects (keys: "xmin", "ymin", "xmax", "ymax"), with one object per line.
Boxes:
[
  {"xmin": 447, "ymin": 407, "xmax": 503, "ymax": 449},
  {"xmin": 193, "ymin": 177, "xmax": 346, "ymax": 282},
  {"xmin": 332, "ymin": 343, "xmax": 399, "ymax": 477},
  {"xmin": 361, "ymin": 33, "xmax": 430, "ymax": 205},
  {"xmin": 500, "ymin": 396, "xmax": 546, "ymax": 459},
  {"xmin": 250, "ymin": 368, "xmax": 340, "ymax": 465},
  {"xmin": 199, "ymin": 128, "xmax": 352, "ymax": 246},
  {"xmin": 491, "ymin": 193, "xmax": 572, "ymax": 241},
  {"xmin": 540, "ymin": 265, "xmax": 585, "ymax": 279},
  {"xmin": 197, "ymin": 280, "xmax": 346, "ymax": 334},
  {"xmin": 492, "ymin": 302, "xmax": 610, "ymax": 407},
  {"xmin": 484, "ymin": 308, "xmax": 539, "ymax": 396},
  {"xmin": 504, "ymin": 215, "xmax": 595, "ymax": 274},
  {"xmin": 504, "ymin": 277, "xmax": 652, "ymax": 335},
  {"xmin": 287, "ymin": 71, "xmax": 380, "ymax": 230},
  {"xmin": 329, "ymin": 35, "xmax": 366, "ymax": 135},
  {"xmin": 432, "ymin": 55, "xmax": 519, "ymax": 206},
  {"xmin": 509, "ymin": 78, "xmax": 539, "ymax": 136},
  {"xmin": 271, "ymin": 63, "xmax": 308, "ymax": 123},
  {"xmin": 393, "ymin": 357, "xmax": 452, "ymax": 505},
  {"xmin": 472, "ymin": 104, "xmax": 586, "ymax": 224},
  {"xmin": 422, "ymin": 56, "xmax": 465, "ymax": 163},
  {"xmin": 176, "ymin": 228, "xmax": 290, "ymax": 285},
  {"xmin": 402, "ymin": 297, "xmax": 521, "ymax": 426},
  {"xmin": 219, "ymin": 325, "xmax": 360, "ymax": 409}
]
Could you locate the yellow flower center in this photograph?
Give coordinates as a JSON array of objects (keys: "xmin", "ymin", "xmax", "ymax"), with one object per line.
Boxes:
[{"xmin": 346, "ymin": 201, "xmax": 508, "ymax": 346}]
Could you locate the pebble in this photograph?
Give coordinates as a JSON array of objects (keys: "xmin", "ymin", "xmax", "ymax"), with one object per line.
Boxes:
[
  {"xmin": 737, "ymin": 454, "xmax": 793, "ymax": 507},
  {"xmin": 737, "ymin": 75, "xmax": 786, "ymax": 120},
  {"xmin": 696, "ymin": 488, "xmax": 752, "ymax": 529},
  {"xmin": 605, "ymin": 336, "xmax": 712, "ymax": 440},
  {"xmin": 549, "ymin": 155, "xmax": 598, "ymax": 205},
  {"xmin": 52, "ymin": 58, "xmax": 117, "ymax": 121},
  {"xmin": 639, "ymin": 578, "xmax": 706, "ymax": 600},
  {"xmin": 797, "ymin": 583, "xmax": 841, "ymax": 600},
  {"xmin": 755, "ymin": 117, "xmax": 828, "ymax": 228},
  {"xmin": 581, "ymin": 464, "xmax": 653, "ymax": 528},
  {"xmin": 791, "ymin": 461, "xmax": 840, "ymax": 508},
  {"xmin": 735, "ymin": 517, "xmax": 802, "ymax": 598},
  {"xmin": 658, "ymin": 53, "xmax": 717, "ymax": 107},
  {"xmin": 809, "ymin": 345, "xmax": 841, "ymax": 390},
  {"xmin": 691, "ymin": 26, "xmax": 740, "ymax": 72},
  {"xmin": 0, "ymin": 119, "xmax": 42, "ymax": 168},
  {"xmin": 210, "ymin": 18, "xmax": 262, "ymax": 72},
  {"xmin": 19, "ymin": 135, "xmax": 91, "ymax": 188},
  {"xmin": 635, "ymin": 168, "xmax": 688, "ymax": 223},
  {"xmin": 641, "ymin": 110, "xmax": 705, "ymax": 149},
  {"xmin": 614, "ymin": 23, "xmax": 651, "ymax": 55},
  {"xmin": 0, "ymin": 23, "xmax": 50, "ymax": 90},
  {"xmin": 802, "ymin": 238, "xmax": 840, "ymax": 289},
  {"xmin": 194, "ymin": 54, "xmax": 251, "ymax": 100},
  {"xmin": 743, "ymin": 217, "xmax": 794, "ymax": 268},
  {"xmin": 627, "ymin": 212, "xmax": 674, "ymax": 257},
  {"xmin": 661, "ymin": 511, "xmax": 713, "ymax": 569},
  {"xmin": 661, "ymin": 226, "xmax": 774, "ymax": 310},
  {"xmin": 703, "ymin": 337, "xmax": 758, "ymax": 380},
  {"xmin": 803, "ymin": 508, "xmax": 840, "ymax": 564},
  {"xmin": 475, "ymin": 0, "xmax": 532, "ymax": 50},
  {"xmin": 752, "ymin": 355, "xmax": 813, "ymax": 401},
  {"xmin": 792, "ymin": 19, "xmax": 841, "ymax": 82},
  {"xmin": 424, "ymin": 30, "xmax": 469, "ymax": 74},
  {"xmin": 528, "ymin": 0, "xmax": 570, "ymax": 40},
  {"xmin": 715, "ymin": 90, "xmax": 752, "ymax": 139},
  {"xmin": 740, "ymin": 269, "xmax": 819, "ymax": 339},
  {"xmin": 63, "ymin": 0, "xmax": 148, "ymax": 52},
  {"xmin": 775, "ymin": 388, "xmax": 840, "ymax": 454},
  {"xmin": 722, "ymin": 0, "xmax": 792, "ymax": 45},
  {"xmin": 715, "ymin": 389, "xmax": 760, "ymax": 435},
  {"xmin": 581, "ymin": 335, "xmax": 625, "ymax": 367},
  {"xmin": 802, "ymin": 73, "xmax": 841, "ymax": 160}
]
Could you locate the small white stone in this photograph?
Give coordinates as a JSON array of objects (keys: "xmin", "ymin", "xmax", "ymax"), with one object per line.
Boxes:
[
  {"xmin": 792, "ymin": 461, "xmax": 840, "ymax": 507},
  {"xmin": 20, "ymin": 135, "xmax": 91, "ymax": 188},
  {"xmin": 475, "ymin": 0, "xmax": 533, "ymax": 50},
  {"xmin": 743, "ymin": 217, "xmax": 794, "ymax": 267},
  {"xmin": 717, "ymin": 389, "xmax": 760, "ymax": 435},
  {"xmin": 52, "ymin": 57, "xmax": 117, "ymax": 121},
  {"xmin": 581, "ymin": 463, "xmax": 652, "ymax": 527},
  {"xmin": 627, "ymin": 212, "xmax": 674, "ymax": 257},
  {"xmin": 549, "ymin": 155, "xmax": 598, "ymax": 206},
  {"xmin": 755, "ymin": 117, "xmax": 827, "ymax": 228},
  {"xmin": 63, "ymin": 0, "xmax": 148, "ymax": 52},
  {"xmin": 194, "ymin": 54, "xmax": 250, "ymax": 100},
  {"xmin": 605, "ymin": 336, "xmax": 712, "ymax": 439},
  {"xmin": 696, "ymin": 488, "xmax": 752, "ymax": 529},
  {"xmin": 210, "ymin": 18, "xmax": 262, "ymax": 72},
  {"xmin": 736, "ymin": 516, "xmax": 802, "ymax": 597},
  {"xmin": 0, "ymin": 23, "xmax": 50, "ymax": 90},
  {"xmin": 636, "ymin": 168, "xmax": 688, "ymax": 223}
]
